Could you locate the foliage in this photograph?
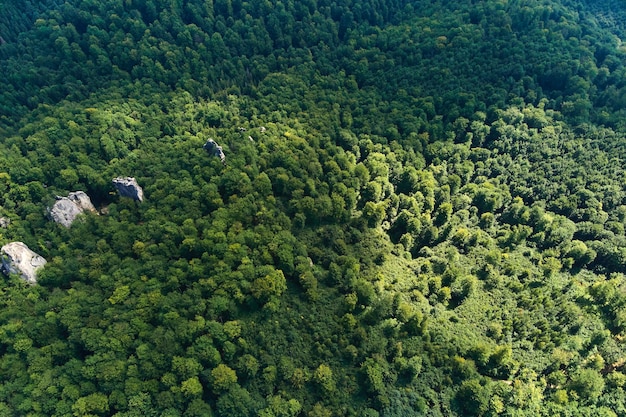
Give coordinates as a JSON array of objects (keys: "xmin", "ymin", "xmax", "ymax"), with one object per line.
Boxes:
[{"xmin": 1, "ymin": 0, "xmax": 626, "ymax": 415}]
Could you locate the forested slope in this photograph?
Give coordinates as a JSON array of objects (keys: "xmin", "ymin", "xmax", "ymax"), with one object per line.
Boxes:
[{"xmin": 1, "ymin": 0, "xmax": 626, "ymax": 416}]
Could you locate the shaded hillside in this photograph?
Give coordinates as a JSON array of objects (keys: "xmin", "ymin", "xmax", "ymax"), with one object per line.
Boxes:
[
  {"xmin": 2, "ymin": 0, "xmax": 626, "ymax": 128},
  {"xmin": 581, "ymin": 0, "xmax": 626, "ymax": 34},
  {"xmin": 0, "ymin": 0, "xmax": 67, "ymax": 42}
]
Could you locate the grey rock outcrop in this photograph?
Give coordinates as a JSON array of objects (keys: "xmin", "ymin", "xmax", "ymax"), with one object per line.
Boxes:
[
  {"xmin": 49, "ymin": 191, "xmax": 97, "ymax": 227},
  {"xmin": 203, "ymin": 139, "xmax": 226, "ymax": 163},
  {"xmin": 1, "ymin": 242, "xmax": 47, "ymax": 285},
  {"xmin": 68, "ymin": 191, "xmax": 97, "ymax": 212},
  {"xmin": 112, "ymin": 177, "xmax": 144, "ymax": 202},
  {"xmin": 0, "ymin": 217, "xmax": 9, "ymax": 228}
]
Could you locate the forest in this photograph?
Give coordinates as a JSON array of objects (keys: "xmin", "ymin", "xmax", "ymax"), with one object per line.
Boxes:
[{"xmin": 1, "ymin": 0, "xmax": 626, "ymax": 415}]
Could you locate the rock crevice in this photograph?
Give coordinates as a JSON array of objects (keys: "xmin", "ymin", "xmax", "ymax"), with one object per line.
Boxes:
[{"xmin": 112, "ymin": 177, "xmax": 144, "ymax": 201}]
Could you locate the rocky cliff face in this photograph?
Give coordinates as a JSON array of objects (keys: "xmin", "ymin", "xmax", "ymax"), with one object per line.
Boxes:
[
  {"xmin": 0, "ymin": 242, "xmax": 47, "ymax": 285},
  {"xmin": 112, "ymin": 177, "xmax": 144, "ymax": 201},
  {"xmin": 49, "ymin": 191, "xmax": 97, "ymax": 227},
  {"xmin": 203, "ymin": 139, "xmax": 226, "ymax": 163}
]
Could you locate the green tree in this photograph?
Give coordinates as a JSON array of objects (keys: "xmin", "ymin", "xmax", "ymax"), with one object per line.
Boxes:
[
  {"xmin": 250, "ymin": 269, "xmax": 287, "ymax": 303},
  {"xmin": 72, "ymin": 393, "xmax": 109, "ymax": 416},
  {"xmin": 313, "ymin": 364, "xmax": 336, "ymax": 393},
  {"xmin": 181, "ymin": 377, "xmax": 203, "ymax": 397},
  {"xmin": 210, "ymin": 364, "xmax": 238, "ymax": 393},
  {"xmin": 456, "ymin": 379, "xmax": 490, "ymax": 417},
  {"xmin": 569, "ymin": 368, "xmax": 605, "ymax": 403}
]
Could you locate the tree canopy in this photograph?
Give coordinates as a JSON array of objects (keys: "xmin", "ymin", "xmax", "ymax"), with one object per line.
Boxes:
[{"xmin": 2, "ymin": 0, "xmax": 626, "ymax": 415}]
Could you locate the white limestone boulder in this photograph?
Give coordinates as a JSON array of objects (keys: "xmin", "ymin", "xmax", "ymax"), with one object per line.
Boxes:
[
  {"xmin": 1, "ymin": 242, "xmax": 47, "ymax": 285},
  {"xmin": 49, "ymin": 191, "xmax": 97, "ymax": 227}
]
